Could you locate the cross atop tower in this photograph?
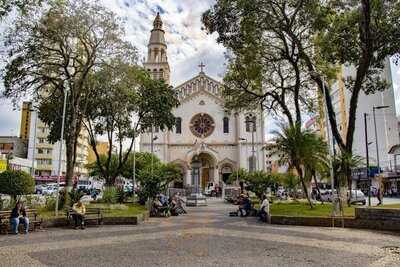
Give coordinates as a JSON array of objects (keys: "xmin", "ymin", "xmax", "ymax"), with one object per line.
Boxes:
[{"xmin": 198, "ymin": 62, "xmax": 205, "ymax": 73}]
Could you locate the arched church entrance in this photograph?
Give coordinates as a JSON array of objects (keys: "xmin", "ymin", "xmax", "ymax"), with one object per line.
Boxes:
[
  {"xmin": 221, "ymin": 164, "xmax": 234, "ymax": 184},
  {"xmin": 192, "ymin": 153, "xmax": 215, "ymax": 190}
]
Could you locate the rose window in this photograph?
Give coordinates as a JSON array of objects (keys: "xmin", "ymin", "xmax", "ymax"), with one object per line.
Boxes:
[{"xmin": 189, "ymin": 113, "xmax": 215, "ymax": 138}]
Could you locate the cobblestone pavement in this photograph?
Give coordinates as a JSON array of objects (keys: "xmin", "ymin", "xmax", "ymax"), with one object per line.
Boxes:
[{"xmin": 1, "ymin": 198, "xmax": 400, "ymax": 267}]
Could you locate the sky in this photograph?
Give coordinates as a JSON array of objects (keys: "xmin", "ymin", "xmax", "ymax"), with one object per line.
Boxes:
[
  {"xmin": 0, "ymin": 0, "xmax": 226, "ymax": 136},
  {"xmin": 0, "ymin": 0, "xmax": 399, "ymax": 137}
]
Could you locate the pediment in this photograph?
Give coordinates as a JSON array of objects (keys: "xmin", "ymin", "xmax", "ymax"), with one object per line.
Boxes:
[{"xmin": 174, "ymin": 73, "xmax": 224, "ymax": 103}]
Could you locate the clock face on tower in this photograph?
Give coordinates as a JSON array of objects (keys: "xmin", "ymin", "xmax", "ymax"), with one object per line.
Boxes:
[{"xmin": 190, "ymin": 113, "xmax": 215, "ymax": 138}]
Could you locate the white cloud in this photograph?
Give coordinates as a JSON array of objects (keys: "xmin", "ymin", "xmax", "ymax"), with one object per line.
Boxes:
[{"xmin": 0, "ymin": 0, "xmax": 226, "ymax": 135}]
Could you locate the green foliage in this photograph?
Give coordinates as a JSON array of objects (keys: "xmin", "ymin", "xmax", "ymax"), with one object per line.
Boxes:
[
  {"xmin": 0, "ymin": 170, "xmax": 35, "ymax": 199},
  {"xmin": 44, "ymin": 196, "xmax": 57, "ymax": 212},
  {"xmin": 67, "ymin": 189, "xmax": 85, "ymax": 207},
  {"xmin": 83, "ymin": 59, "xmax": 178, "ymax": 185},
  {"xmin": 0, "ymin": 0, "xmax": 41, "ymax": 19},
  {"xmin": 243, "ymin": 171, "xmax": 280, "ymax": 198},
  {"xmin": 228, "ymin": 168, "xmax": 247, "ymax": 184},
  {"xmin": 102, "ymin": 187, "xmax": 118, "ymax": 204},
  {"xmin": 116, "ymin": 187, "xmax": 128, "ymax": 204},
  {"xmin": 136, "ymin": 162, "xmax": 183, "ymax": 204}
]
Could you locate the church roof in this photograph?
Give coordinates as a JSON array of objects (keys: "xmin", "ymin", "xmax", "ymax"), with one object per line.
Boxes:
[{"xmin": 174, "ymin": 72, "xmax": 224, "ymax": 103}]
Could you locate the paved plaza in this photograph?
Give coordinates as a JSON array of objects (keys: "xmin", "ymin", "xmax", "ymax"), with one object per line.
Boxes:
[{"xmin": 1, "ymin": 199, "xmax": 400, "ymax": 267}]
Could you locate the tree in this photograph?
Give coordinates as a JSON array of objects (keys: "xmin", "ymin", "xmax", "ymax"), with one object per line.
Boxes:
[
  {"xmin": 228, "ymin": 168, "xmax": 248, "ymax": 185},
  {"xmin": 2, "ymin": 0, "xmax": 137, "ymax": 190},
  {"xmin": 0, "ymin": 0, "xmax": 41, "ymax": 19},
  {"xmin": 203, "ymin": 0, "xmax": 400, "ymax": 205},
  {"xmin": 244, "ymin": 171, "xmax": 280, "ymax": 199},
  {"xmin": 83, "ymin": 60, "xmax": 179, "ymax": 186},
  {"xmin": 136, "ymin": 162, "xmax": 183, "ymax": 204},
  {"xmin": 0, "ymin": 170, "xmax": 35, "ymax": 200},
  {"xmin": 272, "ymin": 123, "xmax": 328, "ymax": 208}
]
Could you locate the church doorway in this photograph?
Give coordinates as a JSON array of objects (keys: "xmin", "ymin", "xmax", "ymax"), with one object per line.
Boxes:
[
  {"xmin": 221, "ymin": 164, "xmax": 233, "ymax": 184},
  {"xmin": 192, "ymin": 153, "xmax": 215, "ymax": 190}
]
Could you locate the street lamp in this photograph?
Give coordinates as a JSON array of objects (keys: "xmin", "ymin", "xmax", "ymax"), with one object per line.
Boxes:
[
  {"xmin": 245, "ymin": 117, "xmax": 256, "ymax": 172},
  {"xmin": 373, "ymin": 105, "xmax": 390, "ymax": 174},
  {"xmin": 237, "ymin": 138, "xmax": 247, "ymax": 182},
  {"xmin": 55, "ymin": 83, "xmax": 69, "ymax": 217},
  {"xmin": 151, "ymin": 134, "xmax": 158, "ymax": 177},
  {"xmin": 364, "ymin": 113, "xmax": 373, "ymax": 206},
  {"xmin": 30, "ymin": 107, "xmax": 38, "ymax": 177}
]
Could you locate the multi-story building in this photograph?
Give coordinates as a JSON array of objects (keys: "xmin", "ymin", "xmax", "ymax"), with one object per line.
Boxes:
[
  {"xmin": 0, "ymin": 136, "xmax": 27, "ymax": 158},
  {"xmin": 27, "ymin": 110, "xmax": 89, "ymax": 178},
  {"xmin": 19, "ymin": 101, "xmax": 32, "ymax": 140},
  {"xmin": 322, "ymin": 58, "xmax": 400, "ymax": 192}
]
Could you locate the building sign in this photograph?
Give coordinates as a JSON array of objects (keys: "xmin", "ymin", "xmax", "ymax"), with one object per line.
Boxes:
[{"xmin": 351, "ymin": 167, "xmax": 380, "ymax": 180}]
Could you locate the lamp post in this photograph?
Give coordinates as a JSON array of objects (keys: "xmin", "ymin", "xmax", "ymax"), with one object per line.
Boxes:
[
  {"xmin": 132, "ymin": 139, "xmax": 136, "ymax": 199},
  {"xmin": 364, "ymin": 113, "xmax": 372, "ymax": 206},
  {"xmin": 373, "ymin": 105, "xmax": 390, "ymax": 174},
  {"xmin": 245, "ymin": 117, "xmax": 256, "ymax": 172},
  {"xmin": 29, "ymin": 108, "xmax": 38, "ymax": 177},
  {"xmin": 55, "ymin": 84, "xmax": 69, "ymax": 217},
  {"xmin": 237, "ymin": 138, "xmax": 247, "ymax": 182},
  {"xmin": 150, "ymin": 130, "xmax": 158, "ymax": 177}
]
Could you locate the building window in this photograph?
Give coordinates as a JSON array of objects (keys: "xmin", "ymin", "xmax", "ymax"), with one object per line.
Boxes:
[
  {"xmin": 176, "ymin": 117, "xmax": 182, "ymax": 134},
  {"xmin": 37, "ymin": 148, "xmax": 43, "ymax": 154},
  {"xmin": 245, "ymin": 115, "xmax": 256, "ymax": 132},
  {"xmin": 154, "ymin": 126, "xmax": 159, "ymax": 133},
  {"xmin": 248, "ymin": 156, "xmax": 256, "ymax": 172},
  {"xmin": 223, "ymin": 117, "xmax": 229, "ymax": 133}
]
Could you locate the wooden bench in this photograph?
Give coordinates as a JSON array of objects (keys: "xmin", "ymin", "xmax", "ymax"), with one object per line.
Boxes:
[
  {"xmin": 0, "ymin": 209, "xmax": 42, "ymax": 234},
  {"xmin": 66, "ymin": 207, "xmax": 103, "ymax": 227}
]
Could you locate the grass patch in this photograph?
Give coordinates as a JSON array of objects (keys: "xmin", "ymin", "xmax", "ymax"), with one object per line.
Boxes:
[
  {"xmin": 38, "ymin": 203, "xmax": 147, "ymax": 219},
  {"xmin": 373, "ymin": 204, "xmax": 400, "ymax": 209},
  {"xmin": 270, "ymin": 202, "xmax": 356, "ymax": 217}
]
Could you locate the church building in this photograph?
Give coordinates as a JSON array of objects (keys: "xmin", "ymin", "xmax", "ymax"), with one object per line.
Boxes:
[{"xmin": 140, "ymin": 13, "xmax": 266, "ymax": 189}]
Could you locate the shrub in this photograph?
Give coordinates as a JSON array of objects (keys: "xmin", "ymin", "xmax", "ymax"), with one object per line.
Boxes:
[
  {"xmin": 44, "ymin": 196, "xmax": 57, "ymax": 211},
  {"xmin": 102, "ymin": 186, "xmax": 117, "ymax": 204},
  {"xmin": 0, "ymin": 170, "xmax": 35, "ymax": 200},
  {"xmin": 116, "ymin": 187, "xmax": 128, "ymax": 204},
  {"xmin": 67, "ymin": 189, "xmax": 85, "ymax": 207}
]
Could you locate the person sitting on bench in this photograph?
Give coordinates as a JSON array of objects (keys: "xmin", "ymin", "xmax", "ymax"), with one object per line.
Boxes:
[
  {"xmin": 258, "ymin": 194, "xmax": 270, "ymax": 223},
  {"xmin": 72, "ymin": 199, "xmax": 86, "ymax": 230},
  {"xmin": 239, "ymin": 194, "xmax": 252, "ymax": 217},
  {"xmin": 10, "ymin": 201, "xmax": 29, "ymax": 234}
]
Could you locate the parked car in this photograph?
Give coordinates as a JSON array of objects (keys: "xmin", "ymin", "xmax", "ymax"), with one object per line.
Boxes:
[
  {"xmin": 319, "ymin": 189, "xmax": 366, "ymax": 205},
  {"xmin": 42, "ymin": 185, "xmax": 57, "ymax": 196}
]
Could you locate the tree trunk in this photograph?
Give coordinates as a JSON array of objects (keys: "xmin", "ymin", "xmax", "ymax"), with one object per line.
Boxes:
[
  {"xmin": 297, "ymin": 167, "xmax": 313, "ymax": 209},
  {"xmin": 312, "ymin": 171, "xmax": 324, "ymax": 204}
]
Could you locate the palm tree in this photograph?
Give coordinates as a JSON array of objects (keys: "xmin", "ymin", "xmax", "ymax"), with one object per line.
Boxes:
[{"xmin": 272, "ymin": 123, "xmax": 328, "ymax": 208}]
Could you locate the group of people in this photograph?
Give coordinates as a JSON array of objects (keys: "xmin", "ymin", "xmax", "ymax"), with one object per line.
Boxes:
[
  {"xmin": 151, "ymin": 193, "xmax": 186, "ymax": 217},
  {"xmin": 230, "ymin": 193, "xmax": 270, "ymax": 223}
]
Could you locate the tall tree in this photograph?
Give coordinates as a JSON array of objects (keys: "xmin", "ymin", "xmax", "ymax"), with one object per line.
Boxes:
[
  {"xmin": 2, "ymin": 0, "xmax": 136, "ymax": 189},
  {"xmin": 203, "ymin": 0, "xmax": 400, "ymax": 203},
  {"xmin": 83, "ymin": 60, "xmax": 179, "ymax": 185},
  {"xmin": 272, "ymin": 123, "xmax": 328, "ymax": 208},
  {"xmin": 0, "ymin": 0, "xmax": 41, "ymax": 19}
]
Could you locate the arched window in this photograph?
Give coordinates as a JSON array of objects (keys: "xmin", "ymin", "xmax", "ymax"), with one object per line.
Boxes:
[
  {"xmin": 223, "ymin": 117, "xmax": 229, "ymax": 133},
  {"xmin": 176, "ymin": 117, "xmax": 182, "ymax": 134},
  {"xmin": 245, "ymin": 115, "xmax": 256, "ymax": 132}
]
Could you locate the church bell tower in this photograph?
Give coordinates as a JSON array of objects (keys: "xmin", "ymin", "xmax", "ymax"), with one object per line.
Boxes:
[{"xmin": 144, "ymin": 13, "xmax": 171, "ymax": 85}]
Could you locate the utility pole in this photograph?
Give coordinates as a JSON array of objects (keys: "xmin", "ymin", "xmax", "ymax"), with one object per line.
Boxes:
[
  {"xmin": 55, "ymin": 84, "xmax": 69, "ymax": 217},
  {"xmin": 364, "ymin": 113, "xmax": 371, "ymax": 206}
]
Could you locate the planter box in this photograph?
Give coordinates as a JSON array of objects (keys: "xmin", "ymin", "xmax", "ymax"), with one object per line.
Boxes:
[{"xmin": 355, "ymin": 207, "xmax": 400, "ymax": 221}]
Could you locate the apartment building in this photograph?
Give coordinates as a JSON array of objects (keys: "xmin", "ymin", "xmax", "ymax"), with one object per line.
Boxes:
[{"xmin": 27, "ymin": 110, "xmax": 89, "ymax": 177}]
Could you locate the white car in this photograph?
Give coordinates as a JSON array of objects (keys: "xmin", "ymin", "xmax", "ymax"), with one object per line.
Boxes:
[
  {"xmin": 320, "ymin": 189, "xmax": 366, "ymax": 205},
  {"xmin": 42, "ymin": 185, "xmax": 57, "ymax": 196}
]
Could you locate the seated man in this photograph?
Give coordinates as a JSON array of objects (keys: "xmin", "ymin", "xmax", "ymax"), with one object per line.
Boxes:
[
  {"xmin": 72, "ymin": 199, "xmax": 86, "ymax": 230},
  {"xmin": 10, "ymin": 201, "xmax": 29, "ymax": 234},
  {"xmin": 239, "ymin": 195, "xmax": 252, "ymax": 217},
  {"xmin": 258, "ymin": 194, "xmax": 270, "ymax": 223}
]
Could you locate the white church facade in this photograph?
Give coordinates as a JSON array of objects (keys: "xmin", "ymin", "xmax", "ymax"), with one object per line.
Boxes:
[{"xmin": 140, "ymin": 13, "xmax": 266, "ymax": 189}]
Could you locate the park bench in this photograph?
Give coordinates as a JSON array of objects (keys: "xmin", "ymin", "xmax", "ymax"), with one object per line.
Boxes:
[
  {"xmin": 0, "ymin": 209, "xmax": 42, "ymax": 234},
  {"xmin": 66, "ymin": 207, "xmax": 103, "ymax": 227}
]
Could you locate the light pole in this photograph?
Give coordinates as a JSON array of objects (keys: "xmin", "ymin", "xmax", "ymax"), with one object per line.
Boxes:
[
  {"xmin": 364, "ymin": 113, "xmax": 372, "ymax": 206},
  {"xmin": 55, "ymin": 84, "xmax": 69, "ymax": 217},
  {"xmin": 237, "ymin": 138, "xmax": 246, "ymax": 182},
  {"xmin": 150, "ymin": 128, "xmax": 158, "ymax": 177},
  {"xmin": 30, "ymin": 108, "xmax": 38, "ymax": 177},
  {"xmin": 373, "ymin": 105, "xmax": 390, "ymax": 174},
  {"xmin": 246, "ymin": 117, "xmax": 256, "ymax": 172},
  {"xmin": 132, "ymin": 139, "xmax": 136, "ymax": 199}
]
